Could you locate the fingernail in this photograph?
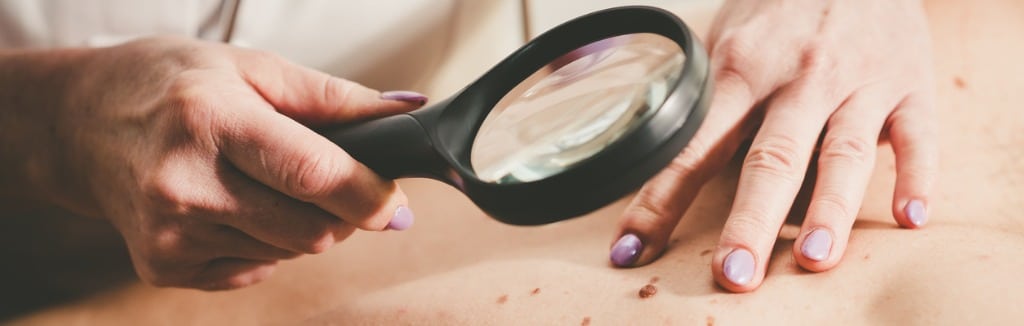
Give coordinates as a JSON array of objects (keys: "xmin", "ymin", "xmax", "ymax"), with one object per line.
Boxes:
[
  {"xmin": 610, "ymin": 234, "xmax": 643, "ymax": 267},
  {"xmin": 905, "ymin": 200, "xmax": 928, "ymax": 227},
  {"xmin": 380, "ymin": 90, "xmax": 428, "ymax": 105},
  {"xmin": 386, "ymin": 205, "xmax": 415, "ymax": 231},
  {"xmin": 723, "ymin": 249, "xmax": 755, "ymax": 285},
  {"xmin": 800, "ymin": 229, "xmax": 832, "ymax": 262}
]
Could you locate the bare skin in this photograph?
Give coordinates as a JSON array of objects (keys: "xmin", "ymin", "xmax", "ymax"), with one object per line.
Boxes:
[{"xmin": 4, "ymin": 0, "xmax": 1024, "ymax": 324}]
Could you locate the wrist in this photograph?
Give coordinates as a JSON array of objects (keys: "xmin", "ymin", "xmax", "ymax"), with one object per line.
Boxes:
[{"xmin": 0, "ymin": 47, "xmax": 95, "ymax": 212}]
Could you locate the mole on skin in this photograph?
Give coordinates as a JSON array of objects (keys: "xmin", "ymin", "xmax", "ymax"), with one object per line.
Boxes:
[{"xmin": 639, "ymin": 284, "xmax": 658, "ymax": 298}]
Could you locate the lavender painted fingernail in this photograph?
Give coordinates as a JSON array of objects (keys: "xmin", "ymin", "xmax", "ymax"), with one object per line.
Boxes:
[
  {"xmin": 905, "ymin": 200, "xmax": 928, "ymax": 227},
  {"xmin": 381, "ymin": 90, "xmax": 428, "ymax": 105},
  {"xmin": 723, "ymin": 249, "xmax": 755, "ymax": 285},
  {"xmin": 610, "ymin": 234, "xmax": 643, "ymax": 267},
  {"xmin": 801, "ymin": 229, "xmax": 832, "ymax": 262},
  {"xmin": 386, "ymin": 206, "xmax": 415, "ymax": 231}
]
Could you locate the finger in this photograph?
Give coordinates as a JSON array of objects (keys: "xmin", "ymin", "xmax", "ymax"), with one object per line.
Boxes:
[
  {"xmin": 233, "ymin": 49, "xmax": 427, "ymax": 126},
  {"xmin": 212, "ymin": 166, "xmax": 358, "ymax": 254},
  {"xmin": 794, "ymin": 90, "xmax": 892, "ymax": 272},
  {"xmin": 217, "ymin": 98, "xmax": 412, "ymax": 232},
  {"xmin": 714, "ymin": 84, "xmax": 832, "ymax": 292},
  {"xmin": 887, "ymin": 93, "xmax": 938, "ymax": 228},
  {"xmin": 198, "ymin": 225, "xmax": 303, "ymax": 261},
  {"xmin": 611, "ymin": 68, "xmax": 759, "ymax": 267},
  {"xmin": 193, "ymin": 258, "xmax": 278, "ymax": 291}
]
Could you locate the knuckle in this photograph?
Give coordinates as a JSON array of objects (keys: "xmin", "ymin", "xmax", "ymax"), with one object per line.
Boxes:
[
  {"xmin": 150, "ymin": 226, "xmax": 188, "ymax": 255},
  {"xmin": 712, "ymin": 32, "xmax": 757, "ymax": 73},
  {"xmin": 743, "ymin": 135, "xmax": 804, "ymax": 181},
  {"xmin": 819, "ymin": 135, "xmax": 874, "ymax": 166},
  {"xmin": 283, "ymin": 153, "xmax": 348, "ymax": 201},
  {"xmin": 664, "ymin": 142, "xmax": 706, "ymax": 181},
  {"xmin": 799, "ymin": 40, "xmax": 839, "ymax": 77},
  {"xmin": 320, "ymin": 75, "xmax": 354, "ymax": 108},
  {"xmin": 164, "ymin": 75, "xmax": 221, "ymax": 143},
  {"xmin": 809, "ymin": 192, "xmax": 854, "ymax": 219},
  {"xmin": 144, "ymin": 170, "xmax": 197, "ymax": 216},
  {"xmin": 724, "ymin": 210, "xmax": 779, "ymax": 240}
]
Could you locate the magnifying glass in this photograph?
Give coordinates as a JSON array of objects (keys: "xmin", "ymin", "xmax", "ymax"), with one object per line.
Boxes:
[{"xmin": 320, "ymin": 6, "xmax": 711, "ymax": 225}]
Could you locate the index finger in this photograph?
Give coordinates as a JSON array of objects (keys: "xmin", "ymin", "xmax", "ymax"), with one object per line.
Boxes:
[{"xmin": 713, "ymin": 86, "xmax": 831, "ymax": 292}]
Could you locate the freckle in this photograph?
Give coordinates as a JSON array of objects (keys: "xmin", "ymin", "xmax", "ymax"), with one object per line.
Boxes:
[
  {"xmin": 581, "ymin": 316, "xmax": 592, "ymax": 326},
  {"xmin": 700, "ymin": 249, "xmax": 712, "ymax": 257},
  {"xmin": 496, "ymin": 294, "xmax": 508, "ymax": 304},
  {"xmin": 639, "ymin": 284, "xmax": 658, "ymax": 299},
  {"xmin": 863, "ymin": 254, "xmax": 870, "ymax": 260},
  {"xmin": 650, "ymin": 276, "xmax": 660, "ymax": 284},
  {"xmin": 707, "ymin": 315, "xmax": 716, "ymax": 326},
  {"xmin": 954, "ymin": 76, "xmax": 967, "ymax": 89},
  {"xmin": 531, "ymin": 288, "xmax": 541, "ymax": 295}
]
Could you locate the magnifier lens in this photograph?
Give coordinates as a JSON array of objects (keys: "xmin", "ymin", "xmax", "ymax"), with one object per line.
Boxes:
[{"xmin": 471, "ymin": 33, "xmax": 686, "ymax": 184}]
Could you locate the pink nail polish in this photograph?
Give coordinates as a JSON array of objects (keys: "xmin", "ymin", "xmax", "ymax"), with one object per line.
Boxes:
[
  {"xmin": 386, "ymin": 206, "xmax": 415, "ymax": 231},
  {"xmin": 381, "ymin": 90, "xmax": 428, "ymax": 105}
]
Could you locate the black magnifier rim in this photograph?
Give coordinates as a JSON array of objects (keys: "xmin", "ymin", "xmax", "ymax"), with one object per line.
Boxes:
[{"xmin": 423, "ymin": 6, "xmax": 712, "ymax": 225}]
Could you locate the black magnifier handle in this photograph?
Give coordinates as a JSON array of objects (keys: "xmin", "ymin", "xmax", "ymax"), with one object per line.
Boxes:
[{"xmin": 318, "ymin": 111, "xmax": 446, "ymax": 181}]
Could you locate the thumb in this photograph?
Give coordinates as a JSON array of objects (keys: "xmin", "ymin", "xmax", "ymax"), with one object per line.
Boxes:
[{"xmin": 234, "ymin": 50, "xmax": 427, "ymax": 126}]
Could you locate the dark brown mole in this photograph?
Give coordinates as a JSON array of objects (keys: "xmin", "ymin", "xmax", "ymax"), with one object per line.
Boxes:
[
  {"xmin": 581, "ymin": 316, "xmax": 592, "ymax": 326},
  {"xmin": 649, "ymin": 276, "xmax": 660, "ymax": 284},
  {"xmin": 700, "ymin": 249, "xmax": 712, "ymax": 257},
  {"xmin": 496, "ymin": 294, "xmax": 508, "ymax": 304},
  {"xmin": 530, "ymin": 288, "xmax": 541, "ymax": 295},
  {"xmin": 639, "ymin": 284, "xmax": 658, "ymax": 298},
  {"xmin": 707, "ymin": 315, "xmax": 716, "ymax": 326},
  {"xmin": 954, "ymin": 76, "xmax": 967, "ymax": 89}
]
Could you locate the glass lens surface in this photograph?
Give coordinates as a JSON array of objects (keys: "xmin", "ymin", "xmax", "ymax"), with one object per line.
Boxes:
[{"xmin": 471, "ymin": 33, "xmax": 686, "ymax": 184}]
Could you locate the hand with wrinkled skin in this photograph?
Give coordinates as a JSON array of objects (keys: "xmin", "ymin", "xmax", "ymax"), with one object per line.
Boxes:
[
  {"xmin": 0, "ymin": 36, "xmax": 425, "ymax": 290},
  {"xmin": 611, "ymin": 0, "xmax": 937, "ymax": 292}
]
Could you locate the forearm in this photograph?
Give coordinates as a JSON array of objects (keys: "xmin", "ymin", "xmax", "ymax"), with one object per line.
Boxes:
[{"xmin": 0, "ymin": 48, "xmax": 88, "ymax": 210}]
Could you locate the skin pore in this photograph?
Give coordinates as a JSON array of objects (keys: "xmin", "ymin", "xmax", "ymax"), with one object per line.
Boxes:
[{"xmin": 3, "ymin": 0, "xmax": 1024, "ymax": 324}]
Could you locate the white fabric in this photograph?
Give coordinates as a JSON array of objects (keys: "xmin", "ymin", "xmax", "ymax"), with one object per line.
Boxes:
[{"xmin": 0, "ymin": 0, "xmax": 459, "ymax": 86}]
